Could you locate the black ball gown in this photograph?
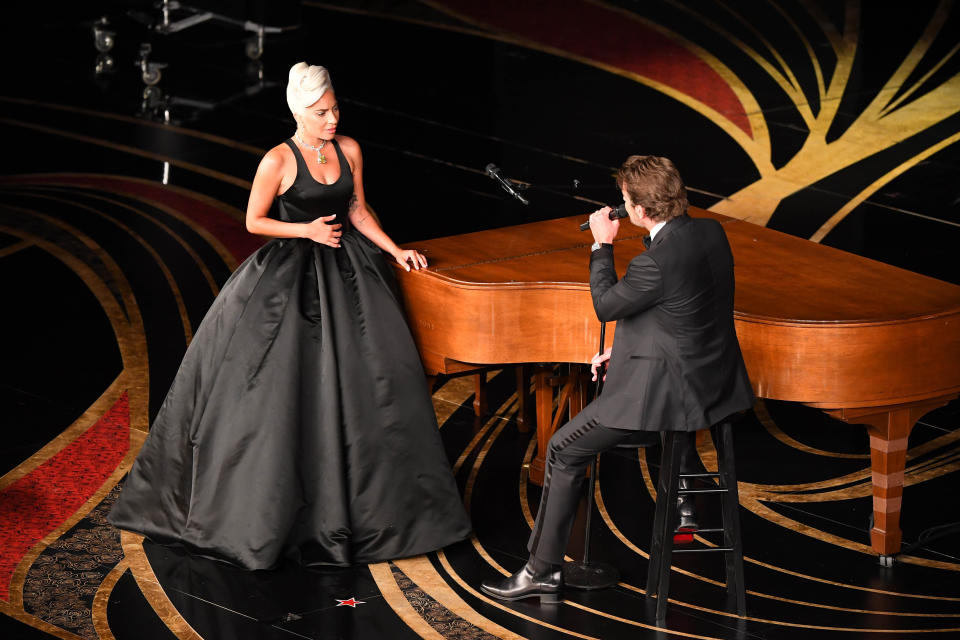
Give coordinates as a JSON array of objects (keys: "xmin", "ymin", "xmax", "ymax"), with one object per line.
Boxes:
[{"xmin": 109, "ymin": 139, "xmax": 472, "ymax": 570}]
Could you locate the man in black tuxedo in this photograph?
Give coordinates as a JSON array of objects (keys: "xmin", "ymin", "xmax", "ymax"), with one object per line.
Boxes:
[{"xmin": 481, "ymin": 155, "xmax": 755, "ymax": 604}]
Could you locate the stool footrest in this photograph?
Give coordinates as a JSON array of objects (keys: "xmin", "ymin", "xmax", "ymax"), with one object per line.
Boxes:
[
  {"xmin": 673, "ymin": 546, "xmax": 735, "ymax": 553},
  {"xmin": 680, "ymin": 487, "xmax": 727, "ymax": 494}
]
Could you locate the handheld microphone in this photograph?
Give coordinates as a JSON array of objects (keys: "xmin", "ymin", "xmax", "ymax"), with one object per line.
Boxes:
[
  {"xmin": 579, "ymin": 204, "xmax": 627, "ymax": 231},
  {"xmin": 485, "ymin": 163, "xmax": 530, "ymax": 205}
]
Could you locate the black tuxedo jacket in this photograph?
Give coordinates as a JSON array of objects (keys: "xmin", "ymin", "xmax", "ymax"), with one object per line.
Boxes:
[{"xmin": 589, "ymin": 214, "xmax": 754, "ymax": 431}]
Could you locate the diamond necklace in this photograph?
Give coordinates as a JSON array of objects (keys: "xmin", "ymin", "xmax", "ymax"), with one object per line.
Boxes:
[{"xmin": 294, "ymin": 130, "xmax": 327, "ymax": 164}]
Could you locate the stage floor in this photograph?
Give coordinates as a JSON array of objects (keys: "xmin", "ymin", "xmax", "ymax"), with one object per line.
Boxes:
[{"xmin": 1, "ymin": 1, "xmax": 959, "ymax": 638}]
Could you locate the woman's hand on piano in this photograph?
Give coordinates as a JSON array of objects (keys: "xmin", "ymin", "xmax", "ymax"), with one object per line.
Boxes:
[
  {"xmin": 590, "ymin": 347, "xmax": 613, "ymax": 382},
  {"xmin": 393, "ymin": 248, "xmax": 428, "ymax": 272}
]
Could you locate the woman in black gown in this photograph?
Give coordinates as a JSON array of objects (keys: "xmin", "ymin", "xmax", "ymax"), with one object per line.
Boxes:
[{"xmin": 108, "ymin": 62, "xmax": 472, "ymax": 570}]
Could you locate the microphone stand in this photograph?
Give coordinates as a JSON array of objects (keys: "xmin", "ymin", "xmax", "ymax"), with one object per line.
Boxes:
[
  {"xmin": 564, "ymin": 321, "xmax": 620, "ymax": 590},
  {"xmin": 485, "ymin": 163, "xmax": 530, "ymax": 205}
]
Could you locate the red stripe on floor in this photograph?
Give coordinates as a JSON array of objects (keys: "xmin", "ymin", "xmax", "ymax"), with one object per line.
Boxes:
[
  {"xmin": 10, "ymin": 175, "xmax": 264, "ymax": 264},
  {"xmin": 0, "ymin": 392, "xmax": 130, "ymax": 601}
]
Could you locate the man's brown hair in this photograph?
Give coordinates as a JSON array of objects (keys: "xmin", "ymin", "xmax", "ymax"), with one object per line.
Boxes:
[{"xmin": 616, "ymin": 155, "xmax": 687, "ymax": 222}]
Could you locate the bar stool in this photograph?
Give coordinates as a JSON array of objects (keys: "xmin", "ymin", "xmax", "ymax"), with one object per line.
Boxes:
[{"xmin": 645, "ymin": 419, "xmax": 745, "ymax": 624}]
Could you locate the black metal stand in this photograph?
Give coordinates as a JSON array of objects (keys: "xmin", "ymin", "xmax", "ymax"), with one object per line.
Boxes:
[{"xmin": 564, "ymin": 322, "xmax": 620, "ymax": 590}]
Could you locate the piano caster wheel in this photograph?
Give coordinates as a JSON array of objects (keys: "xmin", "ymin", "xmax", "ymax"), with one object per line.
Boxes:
[{"xmin": 868, "ymin": 514, "xmax": 898, "ymax": 567}]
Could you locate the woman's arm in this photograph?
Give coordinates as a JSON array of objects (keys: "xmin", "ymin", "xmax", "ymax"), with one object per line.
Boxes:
[
  {"xmin": 339, "ymin": 137, "xmax": 427, "ymax": 271},
  {"xmin": 245, "ymin": 146, "xmax": 342, "ymax": 247}
]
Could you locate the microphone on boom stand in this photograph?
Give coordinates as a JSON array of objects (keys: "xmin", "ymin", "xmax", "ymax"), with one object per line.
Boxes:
[{"xmin": 485, "ymin": 163, "xmax": 530, "ymax": 205}]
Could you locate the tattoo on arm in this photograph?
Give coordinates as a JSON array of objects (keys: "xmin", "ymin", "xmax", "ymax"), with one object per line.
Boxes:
[{"xmin": 348, "ymin": 194, "xmax": 370, "ymax": 224}]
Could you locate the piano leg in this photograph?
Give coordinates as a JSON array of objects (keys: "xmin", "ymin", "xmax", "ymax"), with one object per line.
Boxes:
[
  {"xmin": 863, "ymin": 409, "xmax": 912, "ymax": 559},
  {"xmin": 516, "ymin": 365, "xmax": 532, "ymax": 433},
  {"xmin": 474, "ymin": 371, "xmax": 488, "ymax": 417},
  {"xmin": 825, "ymin": 395, "xmax": 956, "ymax": 559},
  {"xmin": 529, "ymin": 365, "xmax": 589, "ymax": 486},
  {"xmin": 529, "ymin": 366, "xmax": 554, "ymax": 486}
]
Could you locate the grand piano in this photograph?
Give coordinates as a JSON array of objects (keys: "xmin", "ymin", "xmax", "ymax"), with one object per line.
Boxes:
[{"xmin": 392, "ymin": 207, "xmax": 960, "ymax": 560}]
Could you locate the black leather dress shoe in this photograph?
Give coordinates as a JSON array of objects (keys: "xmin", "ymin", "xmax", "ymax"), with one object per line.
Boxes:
[
  {"xmin": 480, "ymin": 563, "xmax": 562, "ymax": 604},
  {"xmin": 675, "ymin": 477, "xmax": 699, "ymax": 542},
  {"xmin": 678, "ymin": 494, "xmax": 698, "ymax": 529}
]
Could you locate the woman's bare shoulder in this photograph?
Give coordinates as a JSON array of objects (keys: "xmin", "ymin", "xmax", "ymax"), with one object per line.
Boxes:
[
  {"xmin": 335, "ymin": 134, "xmax": 361, "ymax": 155},
  {"xmin": 258, "ymin": 142, "xmax": 295, "ymax": 173}
]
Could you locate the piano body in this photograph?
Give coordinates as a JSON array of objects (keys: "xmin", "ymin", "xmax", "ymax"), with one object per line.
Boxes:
[{"xmin": 393, "ymin": 208, "xmax": 960, "ymax": 559}]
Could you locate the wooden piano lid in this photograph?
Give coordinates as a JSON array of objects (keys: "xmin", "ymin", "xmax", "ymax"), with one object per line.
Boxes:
[{"xmin": 413, "ymin": 208, "xmax": 960, "ymax": 325}]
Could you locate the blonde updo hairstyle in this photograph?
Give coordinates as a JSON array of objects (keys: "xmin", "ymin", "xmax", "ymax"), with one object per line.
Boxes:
[{"xmin": 286, "ymin": 62, "xmax": 333, "ymax": 118}]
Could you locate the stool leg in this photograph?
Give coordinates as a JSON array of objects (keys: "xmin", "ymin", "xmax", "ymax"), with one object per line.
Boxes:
[
  {"xmin": 645, "ymin": 435, "xmax": 670, "ymax": 599},
  {"xmin": 647, "ymin": 432, "xmax": 682, "ymax": 624},
  {"xmin": 715, "ymin": 422, "xmax": 746, "ymax": 617}
]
